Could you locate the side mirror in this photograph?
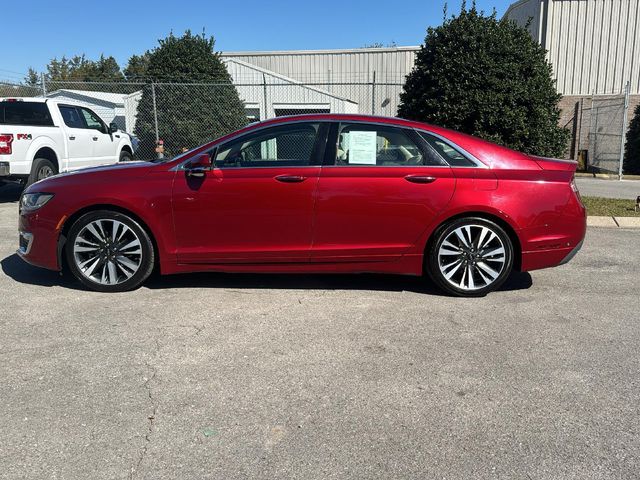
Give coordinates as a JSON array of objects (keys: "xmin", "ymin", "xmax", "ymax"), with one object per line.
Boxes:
[
  {"xmin": 186, "ymin": 153, "xmax": 211, "ymax": 178},
  {"xmin": 109, "ymin": 122, "xmax": 118, "ymax": 134}
]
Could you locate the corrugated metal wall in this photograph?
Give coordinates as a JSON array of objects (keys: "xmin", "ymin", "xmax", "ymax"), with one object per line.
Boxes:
[
  {"xmin": 221, "ymin": 47, "xmax": 419, "ymax": 115},
  {"xmin": 506, "ymin": 0, "xmax": 640, "ymax": 95},
  {"xmin": 221, "ymin": 47, "xmax": 418, "ymax": 83}
]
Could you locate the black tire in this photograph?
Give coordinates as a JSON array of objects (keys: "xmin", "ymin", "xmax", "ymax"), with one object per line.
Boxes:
[
  {"xmin": 119, "ymin": 150, "xmax": 133, "ymax": 162},
  {"xmin": 65, "ymin": 210, "xmax": 155, "ymax": 292},
  {"xmin": 427, "ymin": 217, "xmax": 514, "ymax": 297},
  {"xmin": 27, "ymin": 158, "xmax": 57, "ymax": 187}
]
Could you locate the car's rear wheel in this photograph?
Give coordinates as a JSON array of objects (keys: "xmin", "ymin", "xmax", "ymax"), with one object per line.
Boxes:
[
  {"xmin": 27, "ymin": 158, "xmax": 57, "ymax": 186},
  {"xmin": 427, "ymin": 217, "xmax": 514, "ymax": 297},
  {"xmin": 65, "ymin": 210, "xmax": 154, "ymax": 292}
]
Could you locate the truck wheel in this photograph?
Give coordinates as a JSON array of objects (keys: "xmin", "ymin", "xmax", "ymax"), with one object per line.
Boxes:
[
  {"xmin": 119, "ymin": 150, "xmax": 133, "ymax": 162},
  {"xmin": 27, "ymin": 158, "xmax": 58, "ymax": 187}
]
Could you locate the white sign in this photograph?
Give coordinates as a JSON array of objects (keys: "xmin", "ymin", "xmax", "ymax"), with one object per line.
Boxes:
[{"xmin": 347, "ymin": 131, "xmax": 377, "ymax": 165}]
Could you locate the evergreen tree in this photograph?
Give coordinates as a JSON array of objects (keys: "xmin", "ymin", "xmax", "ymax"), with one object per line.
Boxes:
[
  {"xmin": 133, "ymin": 31, "xmax": 247, "ymax": 159},
  {"xmin": 623, "ymin": 104, "xmax": 640, "ymax": 174},
  {"xmin": 398, "ymin": 2, "xmax": 569, "ymax": 157}
]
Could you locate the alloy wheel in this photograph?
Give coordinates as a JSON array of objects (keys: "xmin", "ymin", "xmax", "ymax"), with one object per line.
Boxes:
[
  {"xmin": 437, "ymin": 224, "xmax": 507, "ymax": 291},
  {"xmin": 72, "ymin": 219, "xmax": 143, "ymax": 286},
  {"xmin": 37, "ymin": 165, "xmax": 54, "ymax": 180}
]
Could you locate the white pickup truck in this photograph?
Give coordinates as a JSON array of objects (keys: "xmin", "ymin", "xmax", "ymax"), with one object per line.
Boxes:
[{"xmin": 0, "ymin": 98, "xmax": 134, "ymax": 187}]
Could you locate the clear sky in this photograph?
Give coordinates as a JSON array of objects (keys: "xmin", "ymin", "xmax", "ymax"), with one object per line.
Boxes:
[{"xmin": 0, "ymin": 0, "xmax": 514, "ymax": 82}]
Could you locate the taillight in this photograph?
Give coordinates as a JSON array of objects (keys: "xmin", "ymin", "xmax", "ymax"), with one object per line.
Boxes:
[
  {"xmin": 570, "ymin": 174, "xmax": 583, "ymax": 202},
  {"xmin": 0, "ymin": 134, "xmax": 13, "ymax": 155}
]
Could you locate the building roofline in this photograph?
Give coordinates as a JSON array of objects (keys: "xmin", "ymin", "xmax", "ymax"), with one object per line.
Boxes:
[
  {"xmin": 223, "ymin": 58, "xmax": 358, "ymax": 104},
  {"xmin": 503, "ymin": 0, "xmax": 537, "ymax": 19},
  {"xmin": 220, "ymin": 46, "xmax": 421, "ymax": 57}
]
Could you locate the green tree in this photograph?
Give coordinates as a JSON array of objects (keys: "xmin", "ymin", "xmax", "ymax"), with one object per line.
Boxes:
[
  {"xmin": 398, "ymin": 2, "xmax": 569, "ymax": 157},
  {"xmin": 43, "ymin": 54, "xmax": 124, "ymax": 82},
  {"xmin": 124, "ymin": 53, "xmax": 151, "ymax": 81},
  {"xmin": 623, "ymin": 104, "xmax": 640, "ymax": 174},
  {"xmin": 133, "ymin": 31, "xmax": 247, "ymax": 159},
  {"xmin": 24, "ymin": 68, "xmax": 40, "ymax": 87}
]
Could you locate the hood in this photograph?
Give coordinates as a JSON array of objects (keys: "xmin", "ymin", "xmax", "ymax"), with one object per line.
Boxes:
[{"xmin": 26, "ymin": 161, "xmax": 157, "ymax": 193}]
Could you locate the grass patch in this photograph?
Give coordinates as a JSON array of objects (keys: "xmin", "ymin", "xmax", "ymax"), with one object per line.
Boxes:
[{"xmin": 582, "ymin": 196, "xmax": 640, "ymax": 217}]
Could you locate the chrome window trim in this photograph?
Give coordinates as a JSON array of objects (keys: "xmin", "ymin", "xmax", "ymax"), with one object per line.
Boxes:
[
  {"xmin": 414, "ymin": 129, "xmax": 489, "ymax": 168},
  {"xmin": 172, "ymin": 118, "xmax": 489, "ymax": 170}
]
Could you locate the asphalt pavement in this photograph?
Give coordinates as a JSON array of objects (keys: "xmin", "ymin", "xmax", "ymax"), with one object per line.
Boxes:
[
  {"xmin": 576, "ymin": 177, "xmax": 640, "ymax": 200},
  {"xmin": 0, "ymin": 188, "xmax": 639, "ymax": 479}
]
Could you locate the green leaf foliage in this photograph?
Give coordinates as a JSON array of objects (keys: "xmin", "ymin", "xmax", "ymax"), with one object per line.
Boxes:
[
  {"xmin": 133, "ymin": 31, "xmax": 248, "ymax": 159},
  {"xmin": 623, "ymin": 104, "xmax": 640, "ymax": 174},
  {"xmin": 398, "ymin": 5, "xmax": 570, "ymax": 157}
]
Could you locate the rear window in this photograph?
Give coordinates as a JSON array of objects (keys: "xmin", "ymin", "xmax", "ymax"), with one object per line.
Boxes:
[{"xmin": 0, "ymin": 101, "xmax": 54, "ymax": 127}]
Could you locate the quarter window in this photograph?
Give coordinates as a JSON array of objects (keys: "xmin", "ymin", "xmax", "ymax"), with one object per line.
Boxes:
[
  {"xmin": 335, "ymin": 123, "xmax": 442, "ymax": 166},
  {"xmin": 419, "ymin": 131, "xmax": 477, "ymax": 167},
  {"xmin": 214, "ymin": 123, "xmax": 321, "ymax": 168}
]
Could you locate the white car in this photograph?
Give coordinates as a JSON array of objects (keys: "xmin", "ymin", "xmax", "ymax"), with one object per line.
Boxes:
[{"xmin": 0, "ymin": 98, "xmax": 134, "ymax": 186}]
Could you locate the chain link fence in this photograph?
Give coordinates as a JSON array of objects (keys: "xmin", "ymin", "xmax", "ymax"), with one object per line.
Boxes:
[
  {"xmin": 2, "ymin": 76, "xmax": 635, "ymax": 175},
  {"xmin": 1, "ymin": 75, "xmax": 405, "ymax": 160},
  {"xmin": 586, "ymin": 83, "xmax": 631, "ymax": 177}
]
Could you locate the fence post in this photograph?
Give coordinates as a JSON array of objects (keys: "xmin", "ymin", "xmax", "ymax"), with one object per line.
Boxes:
[
  {"xmin": 262, "ymin": 73, "xmax": 268, "ymax": 120},
  {"xmin": 618, "ymin": 80, "xmax": 631, "ymax": 180},
  {"xmin": 371, "ymin": 70, "xmax": 376, "ymax": 115},
  {"xmin": 151, "ymin": 83, "xmax": 162, "ymax": 159},
  {"xmin": 41, "ymin": 73, "xmax": 46, "ymax": 97}
]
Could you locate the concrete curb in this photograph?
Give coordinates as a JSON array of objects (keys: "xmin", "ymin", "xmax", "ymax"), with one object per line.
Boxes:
[{"xmin": 587, "ymin": 216, "xmax": 640, "ymax": 228}]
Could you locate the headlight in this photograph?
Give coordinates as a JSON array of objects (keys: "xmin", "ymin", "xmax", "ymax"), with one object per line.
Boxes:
[{"xmin": 20, "ymin": 193, "xmax": 54, "ymax": 213}]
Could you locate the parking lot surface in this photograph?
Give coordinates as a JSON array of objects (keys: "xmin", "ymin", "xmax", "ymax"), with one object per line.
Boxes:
[
  {"xmin": 576, "ymin": 177, "xmax": 640, "ymax": 200},
  {"xmin": 1, "ymin": 187, "xmax": 639, "ymax": 479}
]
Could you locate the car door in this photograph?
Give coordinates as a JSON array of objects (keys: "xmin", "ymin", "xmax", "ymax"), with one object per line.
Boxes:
[
  {"xmin": 78, "ymin": 107, "xmax": 118, "ymax": 164},
  {"xmin": 172, "ymin": 121, "xmax": 328, "ymax": 264},
  {"xmin": 57, "ymin": 105, "xmax": 94, "ymax": 170},
  {"xmin": 311, "ymin": 121, "xmax": 456, "ymax": 263}
]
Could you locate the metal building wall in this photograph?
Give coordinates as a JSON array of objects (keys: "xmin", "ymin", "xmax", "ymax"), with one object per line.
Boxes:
[
  {"xmin": 221, "ymin": 47, "xmax": 419, "ymax": 115},
  {"xmin": 506, "ymin": 0, "xmax": 640, "ymax": 95}
]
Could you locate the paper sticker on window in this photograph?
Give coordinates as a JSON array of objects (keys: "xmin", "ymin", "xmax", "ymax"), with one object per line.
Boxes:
[{"xmin": 347, "ymin": 131, "xmax": 377, "ymax": 165}]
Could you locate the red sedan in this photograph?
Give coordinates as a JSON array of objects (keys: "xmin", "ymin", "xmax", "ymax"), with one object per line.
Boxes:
[{"xmin": 17, "ymin": 114, "xmax": 586, "ymax": 296}]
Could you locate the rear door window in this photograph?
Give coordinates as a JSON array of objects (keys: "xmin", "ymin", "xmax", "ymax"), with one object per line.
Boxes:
[
  {"xmin": 0, "ymin": 101, "xmax": 54, "ymax": 126},
  {"xmin": 334, "ymin": 123, "xmax": 445, "ymax": 167},
  {"xmin": 58, "ymin": 105, "xmax": 86, "ymax": 129}
]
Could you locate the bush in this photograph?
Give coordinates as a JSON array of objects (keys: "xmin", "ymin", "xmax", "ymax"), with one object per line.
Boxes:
[
  {"xmin": 398, "ymin": 3, "xmax": 569, "ymax": 157},
  {"xmin": 134, "ymin": 31, "xmax": 247, "ymax": 159},
  {"xmin": 623, "ymin": 104, "xmax": 640, "ymax": 174}
]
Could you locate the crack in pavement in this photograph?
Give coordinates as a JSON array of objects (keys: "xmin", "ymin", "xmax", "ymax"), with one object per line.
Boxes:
[{"xmin": 128, "ymin": 342, "xmax": 160, "ymax": 480}]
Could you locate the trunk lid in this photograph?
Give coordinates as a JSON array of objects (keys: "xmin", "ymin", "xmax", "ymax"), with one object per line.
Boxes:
[{"xmin": 530, "ymin": 155, "xmax": 578, "ymax": 172}]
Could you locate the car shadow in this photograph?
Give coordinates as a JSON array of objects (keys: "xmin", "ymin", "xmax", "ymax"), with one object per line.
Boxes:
[
  {"xmin": 0, "ymin": 183, "xmax": 23, "ymax": 203},
  {"xmin": 1, "ymin": 252, "xmax": 533, "ymax": 295}
]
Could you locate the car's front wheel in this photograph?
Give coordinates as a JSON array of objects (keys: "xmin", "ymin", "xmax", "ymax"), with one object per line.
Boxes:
[
  {"xmin": 427, "ymin": 217, "xmax": 514, "ymax": 297},
  {"xmin": 65, "ymin": 210, "xmax": 154, "ymax": 292}
]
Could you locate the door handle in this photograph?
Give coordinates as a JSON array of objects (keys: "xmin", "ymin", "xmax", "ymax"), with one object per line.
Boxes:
[
  {"xmin": 275, "ymin": 175, "xmax": 306, "ymax": 183},
  {"xmin": 404, "ymin": 175, "xmax": 437, "ymax": 184},
  {"xmin": 92, "ymin": 136, "xmax": 98, "ymax": 141},
  {"xmin": 69, "ymin": 136, "xmax": 75, "ymax": 140}
]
